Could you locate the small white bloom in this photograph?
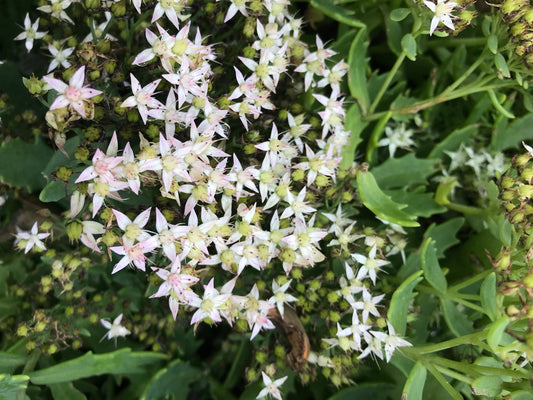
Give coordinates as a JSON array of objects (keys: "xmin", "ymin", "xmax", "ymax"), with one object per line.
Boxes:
[
  {"xmin": 100, "ymin": 313, "xmax": 131, "ymax": 343},
  {"xmin": 256, "ymin": 372, "xmax": 287, "ymax": 400},
  {"xmin": 424, "ymin": 0, "xmax": 457, "ymax": 36}
]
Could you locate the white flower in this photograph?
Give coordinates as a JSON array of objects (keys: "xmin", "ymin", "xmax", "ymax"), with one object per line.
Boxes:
[
  {"xmin": 378, "ymin": 123, "xmax": 415, "ymax": 157},
  {"xmin": 14, "ymin": 222, "xmax": 50, "ymax": 254},
  {"xmin": 424, "ymin": 0, "xmax": 457, "ymax": 36},
  {"xmin": 100, "ymin": 314, "xmax": 131, "ymax": 343},
  {"xmin": 256, "ymin": 372, "xmax": 287, "ymax": 400},
  {"xmin": 14, "ymin": 13, "xmax": 47, "ymax": 52}
]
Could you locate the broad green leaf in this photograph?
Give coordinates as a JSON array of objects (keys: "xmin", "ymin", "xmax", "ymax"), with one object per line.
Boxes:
[
  {"xmin": 0, "ymin": 374, "xmax": 29, "ymax": 400},
  {"xmin": 428, "ymin": 125, "xmax": 477, "ymax": 159},
  {"xmin": 388, "ymin": 270, "xmax": 423, "ymax": 335},
  {"xmin": 493, "ymin": 113, "xmax": 533, "ymax": 151},
  {"xmin": 348, "ymin": 29, "xmax": 370, "ymax": 114},
  {"xmin": 481, "ymin": 273, "xmax": 500, "ymax": 321},
  {"xmin": 401, "ymin": 34, "xmax": 417, "ymax": 61},
  {"xmin": 421, "ymin": 239, "xmax": 447, "ymax": 294},
  {"xmin": 0, "ymin": 298, "xmax": 21, "ymax": 320},
  {"xmin": 390, "ymin": 8, "xmax": 410, "ymax": 21},
  {"xmin": 141, "ymin": 360, "xmax": 198, "ymax": 400},
  {"xmin": 383, "ymin": 189, "xmax": 446, "ymax": 217},
  {"xmin": 494, "ymin": 53, "xmax": 510, "ymax": 78},
  {"xmin": 29, "ymin": 349, "xmax": 168, "ymax": 385},
  {"xmin": 310, "ymin": 0, "xmax": 365, "ymax": 28},
  {"xmin": 440, "ymin": 299, "xmax": 474, "ymax": 337},
  {"xmin": 356, "ymin": 168, "xmax": 419, "ymax": 227},
  {"xmin": 510, "ymin": 391, "xmax": 533, "ymax": 400},
  {"xmin": 328, "ymin": 383, "xmax": 395, "ymax": 400},
  {"xmin": 471, "ymin": 375, "xmax": 503, "ymax": 397},
  {"xmin": 487, "ymin": 316, "xmax": 509, "ymax": 350},
  {"xmin": 372, "ymin": 154, "xmax": 436, "ymax": 189},
  {"xmin": 423, "ymin": 218, "xmax": 464, "ymax": 258},
  {"xmin": 39, "ymin": 181, "xmax": 66, "ymax": 203},
  {"xmin": 0, "ymin": 353, "xmax": 27, "ymax": 371},
  {"xmin": 340, "ymin": 104, "xmax": 368, "ymax": 169},
  {"xmin": 402, "ymin": 362, "xmax": 427, "ymax": 400},
  {"xmin": 0, "ymin": 137, "xmax": 53, "ymax": 192},
  {"xmin": 49, "ymin": 382, "xmax": 87, "ymax": 400},
  {"xmin": 223, "ymin": 340, "xmax": 251, "ymax": 390},
  {"xmin": 384, "ymin": 13, "xmax": 402, "ymax": 55}
]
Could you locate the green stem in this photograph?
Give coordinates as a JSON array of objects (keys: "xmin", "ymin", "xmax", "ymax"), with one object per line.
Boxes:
[
  {"xmin": 426, "ymin": 37, "xmax": 488, "ymax": 48},
  {"xmin": 434, "ymin": 365, "xmax": 473, "ymax": 384},
  {"xmin": 425, "ymin": 363, "xmax": 464, "ymax": 400},
  {"xmin": 368, "ymin": 52, "xmax": 406, "ymax": 114},
  {"xmin": 445, "ymin": 202, "xmax": 487, "ymax": 215},
  {"xmin": 449, "ymin": 270, "xmax": 492, "ymax": 292},
  {"xmin": 408, "ymin": 332, "xmax": 484, "ymax": 354},
  {"xmin": 441, "ymin": 52, "xmax": 486, "ymax": 96}
]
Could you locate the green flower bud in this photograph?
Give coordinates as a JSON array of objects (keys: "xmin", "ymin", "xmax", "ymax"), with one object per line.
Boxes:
[
  {"xmin": 111, "ymin": 0, "xmax": 126, "ymax": 16},
  {"xmin": 24, "ymin": 76, "xmax": 44, "ymax": 95},
  {"xmin": 56, "ymin": 165, "xmax": 72, "ymax": 181},
  {"xmin": 96, "ymin": 39, "xmax": 111, "ymax": 54},
  {"xmin": 85, "ymin": 0, "xmax": 100, "ymax": 8},
  {"xmin": 67, "ymin": 221, "xmax": 83, "ymax": 241}
]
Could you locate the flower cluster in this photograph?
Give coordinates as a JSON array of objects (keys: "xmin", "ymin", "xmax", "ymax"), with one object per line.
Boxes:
[{"xmin": 14, "ymin": 0, "xmax": 411, "ymax": 394}]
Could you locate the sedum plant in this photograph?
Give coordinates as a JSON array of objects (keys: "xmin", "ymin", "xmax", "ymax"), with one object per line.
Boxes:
[{"xmin": 0, "ymin": 0, "xmax": 532, "ymax": 399}]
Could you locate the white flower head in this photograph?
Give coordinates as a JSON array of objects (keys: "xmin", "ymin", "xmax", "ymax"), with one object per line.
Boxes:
[
  {"xmin": 424, "ymin": 0, "xmax": 457, "ymax": 36},
  {"xmin": 100, "ymin": 313, "xmax": 131, "ymax": 344}
]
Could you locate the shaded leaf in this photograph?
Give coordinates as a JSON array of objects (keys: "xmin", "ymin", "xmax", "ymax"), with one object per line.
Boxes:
[
  {"xmin": 388, "ymin": 270, "xmax": 423, "ymax": 335},
  {"xmin": 383, "ymin": 189, "xmax": 446, "ymax": 218},
  {"xmin": 39, "ymin": 180, "xmax": 66, "ymax": 203},
  {"xmin": 310, "ymin": 0, "xmax": 365, "ymax": 28},
  {"xmin": 50, "ymin": 382, "xmax": 87, "ymax": 400},
  {"xmin": 348, "ymin": 29, "xmax": 370, "ymax": 114},
  {"xmin": 421, "ymin": 239, "xmax": 447, "ymax": 294},
  {"xmin": 440, "ymin": 299, "xmax": 474, "ymax": 337},
  {"xmin": 0, "ymin": 137, "xmax": 53, "ymax": 192},
  {"xmin": 493, "ymin": 114, "xmax": 533, "ymax": 151},
  {"xmin": 487, "ymin": 316, "xmax": 509, "ymax": 351},
  {"xmin": 340, "ymin": 104, "xmax": 368, "ymax": 169},
  {"xmin": 29, "ymin": 349, "xmax": 168, "ymax": 385},
  {"xmin": 356, "ymin": 169, "xmax": 419, "ymax": 227},
  {"xmin": 329, "ymin": 382, "xmax": 396, "ymax": 400},
  {"xmin": 390, "ymin": 8, "xmax": 410, "ymax": 22},
  {"xmin": 402, "ymin": 362, "xmax": 427, "ymax": 400},
  {"xmin": 401, "ymin": 34, "xmax": 417, "ymax": 61},
  {"xmin": 0, "ymin": 374, "xmax": 29, "ymax": 400},
  {"xmin": 141, "ymin": 360, "xmax": 198, "ymax": 400},
  {"xmin": 471, "ymin": 375, "xmax": 502, "ymax": 397},
  {"xmin": 481, "ymin": 273, "xmax": 500, "ymax": 322},
  {"xmin": 428, "ymin": 125, "xmax": 477, "ymax": 159},
  {"xmin": 371, "ymin": 154, "xmax": 436, "ymax": 189},
  {"xmin": 423, "ymin": 218, "xmax": 465, "ymax": 258}
]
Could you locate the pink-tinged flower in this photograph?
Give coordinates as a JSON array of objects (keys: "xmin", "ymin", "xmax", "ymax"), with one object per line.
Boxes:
[
  {"xmin": 43, "ymin": 66, "xmax": 102, "ymax": 118},
  {"xmin": 133, "ymin": 24, "xmax": 174, "ymax": 68},
  {"xmin": 75, "ymin": 149, "xmax": 123, "ymax": 185},
  {"xmin": 245, "ymin": 284, "xmax": 275, "ymax": 340},
  {"xmin": 152, "ymin": 0, "xmax": 183, "ymax": 29},
  {"xmin": 110, "ymin": 235, "xmax": 160, "ymax": 274},
  {"xmin": 189, "ymin": 278, "xmax": 231, "ymax": 324},
  {"xmin": 424, "ymin": 0, "xmax": 457, "ymax": 36},
  {"xmin": 224, "ymin": 0, "xmax": 249, "ymax": 23},
  {"xmin": 150, "ymin": 259, "xmax": 199, "ymax": 320},
  {"xmin": 69, "ymin": 190, "xmax": 86, "ymax": 218},
  {"xmin": 15, "ymin": 13, "xmax": 47, "ymax": 52},
  {"xmin": 132, "ymin": 0, "xmax": 142, "ymax": 13},
  {"xmin": 121, "ymin": 74, "xmax": 163, "ymax": 124},
  {"xmin": 257, "ymin": 372, "xmax": 287, "ymax": 400},
  {"xmin": 100, "ymin": 314, "xmax": 131, "ymax": 343},
  {"xmin": 280, "ymin": 187, "xmax": 316, "ymax": 220},
  {"xmin": 14, "ymin": 222, "xmax": 50, "ymax": 254}
]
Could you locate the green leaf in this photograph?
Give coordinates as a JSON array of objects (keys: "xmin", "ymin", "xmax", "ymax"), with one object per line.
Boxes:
[
  {"xmin": 39, "ymin": 181, "xmax": 66, "ymax": 203},
  {"xmin": 347, "ymin": 29, "xmax": 370, "ymax": 114},
  {"xmin": 141, "ymin": 360, "xmax": 198, "ymax": 400},
  {"xmin": 471, "ymin": 375, "xmax": 503, "ymax": 397},
  {"xmin": 340, "ymin": 104, "xmax": 368, "ymax": 169},
  {"xmin": 402, "ymin": 362, "xmax": 427, "ymax": 400},
  {"xmin": 223, "ymin": 339, "xmax": 251, "ymax": 390},
  {"xmin": 383, "ymin": 189, "xmax": 446, "ymax": 218},
  {"xmin": 29, "ymin": 349, "xmax": 168, "ymax": 385},
  {"xmin": 390, "ymin": 8, "xmax": 410, "ymax": 21},
  {"xmin": 0, "ymin": 137, "xmax": 53, "ymax": 192},
  {"xmin": 481, "ymin": 273, "xmax": 500, "ymax": 321},
  {"xmin": 510, "ymin": 391, "xmax": 533, "ymax": 400},
  {"xmin": 310, "ymin": 0, "xmax": 365, "ymax": 28},
  {"xmin": 494, "ymin": 53, "xmax": 510, "ymax": 78},
  {"xmin": 440, "ymin": 299, "xmax": 474, "ymax": 337},
  {"xmin": 487, "ymin": 316, "xmax": 509, "ymax": 351},
  {"xmin": 0, "ymin": 353, "xmax": 28, "ymax": 372},
  {"xmin": 372, "ymin": 154, "xmax": 436, "ymax": 189},
  {"xmin": 0, "ymin": 298, "xmax": 21, "ymax": 321},
  {"xmin": 493, "ymin": 113, "xmax": 533, "ymax": 151},
  {"xmin": 49, "ymin": 382, "xmax": 87, "ymax": 400},
  {"xmin": 388, "ymin": 270, "xmax": 424, "ymax": 335},
  {"xmin": 428, "ymin": 125, "xmax": 477, "ymax": 159},
  {"xmin": 423, "ymin": 218, "xmax": 464, "ymax": 259},
  {"xmin": 421, "ymin": 239, "xmax": 447, "ymax": 294},
  {"xmin": 487, "ymin": 34, "xmax": 498, "ymax": 54},
  {"xmin": 401, "ymin": 34, "xmax": 417, "ymax": 61},
  {"xmin": 0, "ymin": 374, "xmax": 29, "ymax": 400},
  {"xmin": 356, "ymin": 168, "xmax": 419, "ymax": 227},
  {"xmin": 328, "ymin": 383, "xmax": 396, "ymax": 400}
]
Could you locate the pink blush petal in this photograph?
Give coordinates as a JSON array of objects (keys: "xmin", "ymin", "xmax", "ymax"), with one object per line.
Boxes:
[
  {"xmin": 49, "ymin": 96, "xmax": 70, "ymax": 110},
  {"xmin": 70, "ymin": 66, "xmax": 86, "ymax": 88}
]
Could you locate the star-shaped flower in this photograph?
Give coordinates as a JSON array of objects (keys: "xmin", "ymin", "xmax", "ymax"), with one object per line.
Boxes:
[
  {"xmin": 424, "ymin": 0, "xmax": 457, "ymax": 36},
  {"xmin": 14, "ymin": 13, "xmax": 47, "ymax": 52}
]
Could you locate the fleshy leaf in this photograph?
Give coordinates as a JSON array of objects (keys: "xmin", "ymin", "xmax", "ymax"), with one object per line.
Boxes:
[
  {"xmin": 402, "ymin": 362, "xmax": 427, "ymax": 400},
  {"xmin": 421, "ymin": 239, "xmax": 447, "ymax": 294},
  {"xmin": 388, "ymin": 270, "xmax": 423, "ymax": 335},
  {"xmin": 356, "ymin": 168, "xmax": 419, "ymax": 227}
]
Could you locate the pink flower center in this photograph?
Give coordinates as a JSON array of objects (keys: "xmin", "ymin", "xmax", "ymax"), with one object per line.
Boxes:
[{"xmin": 65, "ymin": 86, "xmax": 82, "ymax": 102}]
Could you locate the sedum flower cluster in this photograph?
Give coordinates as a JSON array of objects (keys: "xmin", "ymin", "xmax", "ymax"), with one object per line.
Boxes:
[{"xmin": 14, "ymin": 0, "xmax": 411, "ymax": 393}]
